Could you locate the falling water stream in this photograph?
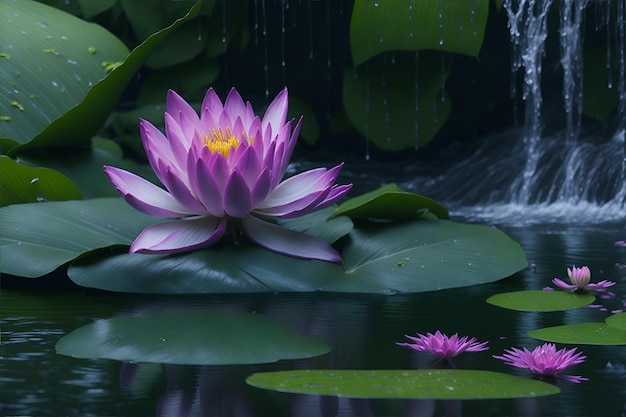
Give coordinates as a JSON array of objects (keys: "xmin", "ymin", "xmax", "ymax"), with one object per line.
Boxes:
[{"xmin": 397, "ymin": 0, "xmax": 626, "ymax": 226}]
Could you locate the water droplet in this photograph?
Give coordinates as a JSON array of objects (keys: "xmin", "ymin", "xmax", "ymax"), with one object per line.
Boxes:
[
  {"xmin": 30, "ymin": 178, "xmax": 39, "ymax": 184},
  {"xmin": 160, "ymin": 337, "xmax": 166, "ymax": 342}
]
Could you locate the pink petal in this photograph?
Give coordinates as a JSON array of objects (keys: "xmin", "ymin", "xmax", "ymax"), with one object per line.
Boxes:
[
  {"xmin": 188, "ymin": 152, "xmax": 225, "ymax": 217},
  {"xmin": 201, "ymin": 88, "xmax": 224, "ymax": 114},
  {"xmin": 224, "ymin": 88, "xmax": 247, "ymax": 120},
  {"xmin": 258, "ymin": 165, "xmax": 344, "ymax": 210},
  {"xmin": 163, "ymin": 169, "xmax": 206, "ymax": 214},
  {"xmin": 140, "ymin": 119, "xmax": 179, "ymax": 183},
  {"xmin": 130, "ymin": 215, "xmax": 227, "ymax": 253},
  {"xmin": 104, "ymin": 166, "xmax": 191, "ymax": 218},
  {"xmin": 223, "ymin": 170, "xmax": 253, "ymax": 218},
  {"xmin": 262, "ymin": 88, "xmax": 289, "ymax": 139},
  {"xmin": 167, "ymin": 90, "xmax": 200, "ymax": 138},
  {"xmin": 552, "ymin": 277, "xmax": 578, "ymax": 290},
  {"xmin": 241, "ymin": 215, "xmax": 341, "ymax": 262}
]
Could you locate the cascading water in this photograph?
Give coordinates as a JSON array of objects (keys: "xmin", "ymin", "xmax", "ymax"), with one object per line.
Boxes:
[{"xmin": 403, "ymin": 0, "xmax": 625, "ymax": 225}]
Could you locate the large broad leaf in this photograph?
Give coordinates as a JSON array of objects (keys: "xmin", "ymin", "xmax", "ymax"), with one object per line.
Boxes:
[
  {"xmin": 56, "ymin": 309, "xmax": 330, "ymax": 365},
  {"xmin": 342, "ymin": 51, "xmax": 452, "ymax": 151},
  {"xmin": 0, "ymin": 155, "xmax": 82, "ymax": 206},
  {"xmin": 69, "ymin": 245, "xmax": 344, "ymax": 294},
  {"xmin": 528, "ymin": 322, "xmax": 626, "ymax": 346},
  {"xmin": 321, "ymin": 220, "xmax": 527, "ymax": 294},
  {"xmin": 350, "ymin": 0, "xmax": 489, "ymax": 65},
  {"xmin": 0, "ymin": 0, "xmax": 129, "ymax": 149},
  {"xmin": 69, "ymin": 218, "xmax": 526, "ymax": 295},
  {"xmin": 333, "ymin": 183, "xmax": 448, "ymax": 220},
  {"xmin": 0, "ymin": 198, "xmax": 157, "ymax": 278},
  {"xmin": 18, "ymin": 145, "xmax": 158, "ymax": 199},
  {"xmin": 246, "ymin": 369, "xmax": 559, "ymax": 399},
  {"xmin": 486, "ymin": 290, "xmax": 595, "ymax": 312},
  {"xmin": 606, "ymin": 312, "xmax": 626, "ymax": 330},
  {"xmin": 3, "ymin": 1, "xmax": 201, "ymax": 154}
]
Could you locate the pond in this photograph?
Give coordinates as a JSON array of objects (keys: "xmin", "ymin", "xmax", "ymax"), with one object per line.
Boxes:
[{"xmin": 3, "ymin": 219, "xmax": 624, "ymax": 417}]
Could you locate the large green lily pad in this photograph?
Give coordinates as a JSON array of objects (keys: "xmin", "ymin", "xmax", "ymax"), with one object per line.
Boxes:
[
  {"xmin": 246, "ymin": 369, "xmax": 559, "ymax": 399},
  {"xmin": 56, "ymin": 309, "xmax": 330, "ymax": 365},
  {"xmin": 4, "ymin": 196, "xmax": 526, "ymax": 294},
  {"xmin": 0, "ymin": 198, "xmax": 157, "ymax": 277},
  {"xmin": 333, "ymin": 183, "xmax": 448, "ymax": 220},
  {"xmin": 486, "ymin": 290, "xmax": 595, "ymax": 312},
  {"xmin": 528, "ymin": 322, "xmax": 626, "ymax": 345}
]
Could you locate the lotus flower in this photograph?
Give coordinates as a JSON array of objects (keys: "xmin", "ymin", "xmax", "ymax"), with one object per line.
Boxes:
[
  {"xmin": 552, "ymin": 265, "xmax": 615, "ymax": 292},
  {"xmin": 493, "ymin": 343, "xmax": 588, "ymax": 383},
  {"xmin": 104, "ymin": 87, "xmax": 351, "ymax": 261},
  {"xmin": 397, "ymin": 331, "xmax": 489, "ymax": 360}
]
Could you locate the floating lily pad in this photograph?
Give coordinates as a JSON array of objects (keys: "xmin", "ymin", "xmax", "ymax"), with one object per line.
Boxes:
[
  {"xmin": 0, "ymin": 198, "xmax": 157, "ymax": 277},
  {"xmin": 606, "ymin": 312, "xmax": 626, "ymax": 330},
  {"xmin": 56, "ymin": 309, "xmax": 330, "ymax": 365},
  {"xmin": 333, "ymin": 183, "xmax": 448, "ymax": 220},
  {"xmin": 528, "ymin": 322, "xmax": 626, "ymax": 345},
  {"xmin": 246, "ymin": 369, "xmax": 559, "ymax": 399},
  {"xmin": 486, "ymin": 290, "xmax": 595, "ymax": 312}
]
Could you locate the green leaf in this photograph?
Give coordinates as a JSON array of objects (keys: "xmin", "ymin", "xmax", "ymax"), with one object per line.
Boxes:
[
  {"xmin": 0, "ymin": 197, "xmax": 157, "ymax": 277},
  {"xmin": 136, "ymin": 59, "xmax": 220, "ymax": 106},
  {"xmin": 77, "ymin": 0, "xmax": 118, "ymax": 19},
  {"xmin": 606, "ymin": 312, "xmax": 626, "ymax": 330},
  {"xmin": 350, "ymin": 0, "xmax": 489, "ymax": 65},
  {"xmin": 528, "ymin": 322, "xmax": 626, "ymax": 346},
  {"xmin": 5, "ymin": 1, "xmax": 202, "ymax": 154},
  {"xmin": 486, "ymin": 290, "xmax": 595, "ymax": 312},
  {"xmin": 69, "ymin": 218, "xmax": 525, "ymax": 294},
  {"xmin": 0, "ymin": 0, "xmax": 129, "ymax": 149},
  {"xmin": 323, "ymin": 220, "xmax": 527, "ymax": 294},
  {"xmin": 18, "ymin": 146, "xmax": 158, "ymax": 199},
  {"xmin": 279, "ymin": 206, "xmax": 354, "ymax": 245},
  {"xmin": 332, "ymin": 183, "xmax": 448, "ymax": 220},
  {"xmin": 56, "ymin": 309, "xmax": 330, "ymax": 365},
  {"xmin": 0, "ymin": 155, "xmax": 82, "ymax": 206},
  {"xmin": 246, "ymin": 369, "xmax": 559, "ymax": 399},
  {"xmin": 68, "ymin": 245, "xmax": 344, "ymax": 294},
  {"xmin": 342, "ymin": 51, "xmax": 451, "ymax": 151}
]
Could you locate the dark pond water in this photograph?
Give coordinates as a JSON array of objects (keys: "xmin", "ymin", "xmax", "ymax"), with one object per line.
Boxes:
[{"xmin": 2, "ymin": 220, "xmax": 625, "ymax": 417}]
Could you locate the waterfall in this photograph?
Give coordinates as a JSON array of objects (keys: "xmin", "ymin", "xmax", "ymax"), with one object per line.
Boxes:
[{"xmin": 400, "ymin": 0, "xmax": 626, "ymax": 225}]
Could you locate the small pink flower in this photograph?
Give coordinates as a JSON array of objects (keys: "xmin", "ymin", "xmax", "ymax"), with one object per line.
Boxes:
[
  {"xmin": 551, "ymin": 265, "xmax": 615, "ymax": 292},
  {"xmin": 493, "ymin": 343, "xmax": 588, "ymax": 383},
  {"xmin": 397, "ymin": 331, "xmax": 489, "ymax": 360}
]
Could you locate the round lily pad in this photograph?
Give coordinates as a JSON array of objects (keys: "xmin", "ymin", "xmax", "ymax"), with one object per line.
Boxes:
[
  {"xmin": 486, "ymin": 290, "xmax": 595, "ymax": 312},
  {"xmin": 528, "ymin": 322, "xmax": 626, "ymax": 345},
  {"xmin": 246, "ymin": 369, "xmax": 559, "ymax": 399},
  {"xmin": 56, "ymin": 309, "xmax": 330, "ymax": 365}
]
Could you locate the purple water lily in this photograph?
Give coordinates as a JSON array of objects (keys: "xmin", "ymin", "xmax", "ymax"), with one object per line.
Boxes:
[
  {"xmin": 552, "ymin": 265, "xmax": 615, "ymax": 292},
  {"xmin": 493, "ymin": 343, "xmax": 588, "ymax": 383},
  {"xmin": 397, "ymin": 331, "xmax": 489, "ymax": 360},
  {"xmin": 104, "ymin": 87, "xmax": 351, "ymax": 261}
]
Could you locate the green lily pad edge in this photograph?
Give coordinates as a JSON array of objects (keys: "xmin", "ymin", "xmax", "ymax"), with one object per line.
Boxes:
[{"xmin": 246, "ymin": 369, "xmax": 560, "ymax": 399}]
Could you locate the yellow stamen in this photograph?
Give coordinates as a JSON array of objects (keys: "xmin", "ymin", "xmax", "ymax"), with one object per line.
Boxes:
[{"xmin": 203, "ymin": 127, "xmax": 240, "ymax": 158}]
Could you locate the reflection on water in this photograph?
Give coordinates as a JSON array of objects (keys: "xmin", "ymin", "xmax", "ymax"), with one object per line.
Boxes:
[{"xmin": 1, "ymin": 222, "xmax": 625, "ymax": 416}]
